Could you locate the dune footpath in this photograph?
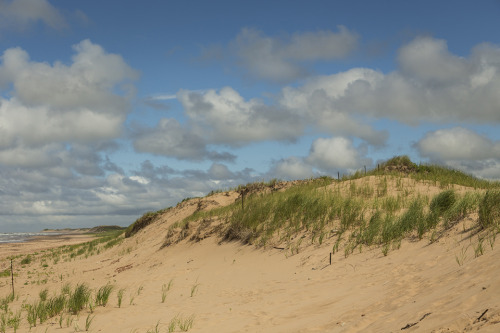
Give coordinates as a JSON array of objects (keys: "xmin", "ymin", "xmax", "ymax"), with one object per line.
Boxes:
[{"xmin": 1, "ymin": 176, "xmax": 499, "ymax": 332}]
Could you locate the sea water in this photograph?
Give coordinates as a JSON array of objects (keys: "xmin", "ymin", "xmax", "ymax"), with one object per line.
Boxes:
[{"xmin": 0, "ymin": 232, "xmax": 58, "ymax": 243}]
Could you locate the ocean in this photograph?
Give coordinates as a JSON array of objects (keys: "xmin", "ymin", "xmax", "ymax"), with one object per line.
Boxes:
[{"xmin": 0, "ymin": 232, "xmax": 60, "ymax": 244}]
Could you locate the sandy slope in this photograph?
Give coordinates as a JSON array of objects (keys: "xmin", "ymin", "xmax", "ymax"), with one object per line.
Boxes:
[{"xmin": 1, "ymin": 178, "xmax": 499, "ymax": 332}]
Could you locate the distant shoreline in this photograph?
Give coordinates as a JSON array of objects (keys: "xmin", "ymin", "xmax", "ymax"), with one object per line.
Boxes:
[
  {"xmin": 0, "ymin": 232, "xmax": 98, "ymax": 259},
  {"xmin": 0, "ymin": 226, "xmax": 124, "ymax": 245}
]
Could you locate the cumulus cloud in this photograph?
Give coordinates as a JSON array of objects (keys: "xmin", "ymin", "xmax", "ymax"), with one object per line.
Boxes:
[
  {"xmin": 279, "ymin": 68, "xmax": 389, "ymax": 146},
  {"xmin": 267, "ymin": 137, "xmax": 372, "ymax": 180},
  {"xmin": 306, "ymin": 137, "xmax": 372, "ymax": 172},
  {"xmin": 132, "ymin": 118, "xmax": 236, "ymax": 162},
  {"xmin": 0, "ymin": 39, "xmax": 146, "ymax": 230},
  {"xmin": 417, "ymin": 127, "xmax": 500, "ymax": 161},
  {"xmin": 337, "ymin": 37, "xmax": 500, "ymax": 124},
  {"xmin": 133, "ymin": 118, "xmax": 209, "ymax": 160},
  {"xmin": 398, "ymin": 36, "xmax": 469, "ymax": 85},
  {"xmin": 1, "ymin": 40, "xmax": 138, "ymax": 111},
  {"xmin": 178, "ymin": 87, "xmax": 303, "ymax": 145},
  {"xmin": 229, "ymin": 26, "xmax": 358, "ymax": 82},
  {"xmin": 277, "ymin": 37, "xmax": 500, "ymax": 127},
  {"xmin": 134, "ymin": 86, "xmax": 304, "ymax": 160},
  {"xmin": 0, "ymin": 40, "xmax": 138, "ymax": 150},
  {"xmin": 208, "ymin": 163, "xmax": 235, "ymax": 180},
  {"xmin": 416, "ymin": 127, "xmax": 500, "ymax": 179},
  {"xmin": 136, "ymin": 74, "xmax": 390, "ymax": 161},
  {"xmin": 269, "ymin": 157, "xmax": 315, "ymax": 180},
  {"xmin": 0, "ymin": 0, "xmax": 67, "ymax": 31}
]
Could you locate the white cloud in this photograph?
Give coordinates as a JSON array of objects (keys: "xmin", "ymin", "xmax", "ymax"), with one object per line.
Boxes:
[
  {"xmin": 230, "ymin": 26, "xmax": 358, "ymax": 82},
  {"xmin": 208, "ymin": 163, "xmax": 235, "ymax": 180},
  {"xmin": 0, "ymin": 39, "xmax": 156, "ymax": 231},
  {"xmin": 0, "ymin": 0, "xmax": 67, "ymax": 31},
  {"xmin": 178, "ymin": 87, "xmax": 303, "ymax": 145},
  {"xmin": 268, "ymin": 137, "xmax": 372, "ymax": 179},
  {"xmin": 398, "ymin": 36, "xmax": 469, "ymax": 85},
  {"xmin": 277, "ymin": 36, "xmax": 500, "ymax": 127},
  {"xmin": 2, "ymin": 40, "xmax": 138, "ymax": 111},
  {"xmin": 132, "ymin": 118, "xmax": 237, "ymax": 162},
  {"xmin": 341, "ymin": 37, "xmax": 500, "ymax": 124},
  {"xmin": 416, "ymin": 127, "xmax": 500, "ymax": 179},
  {"xmin": 417, "ymin": 127, "xmax": 500, "ymax": 161},
  {"xmin": 306, "ymin": 137, "xmax": 372, "ymax": 171},
  {"xmin": 133, "ymin": 118, "xmax": 208, "ymax": 160},
  {"xmin": 0, "ymin": 40, "xmax": 138, "ymax": 151},
  {"xmin": 269, "ymin": 157, "xmax": 315, "ymax": 180},
  {"xmin": 279, "ymin": 68, "xmax": 388, "ymax": 145}
]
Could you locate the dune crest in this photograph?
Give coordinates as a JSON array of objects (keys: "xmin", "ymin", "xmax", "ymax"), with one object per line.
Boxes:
[{"xmin": 1, "ymin": 164, "xmax": 500, "ymax": 332}]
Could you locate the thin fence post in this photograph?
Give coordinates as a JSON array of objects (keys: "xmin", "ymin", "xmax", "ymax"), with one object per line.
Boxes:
[
  {"xmin": 364, "ymin": 165, "xmax": 366, "ymax": 175},
  {"xmin": 10, "ymin": 259, "xmax": 14, "ymax": 296},
  {"xmin": 337, "ymin": 172, "xmax": 340, "ymax": 180}
]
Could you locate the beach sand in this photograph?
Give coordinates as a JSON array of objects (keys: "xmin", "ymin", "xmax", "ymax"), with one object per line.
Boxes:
[
  {"xmin": 0, "ymin": 232, "xmax": 96, "ymax": 258},
  {"xmin": 1, "ymin": 180, "xmax": 499, "ymax": 332}
]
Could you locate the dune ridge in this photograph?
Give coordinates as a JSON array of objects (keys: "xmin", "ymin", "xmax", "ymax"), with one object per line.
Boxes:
[{"xmin": 1, "ymin": 160, "xmax": 500, "ymax": 332}]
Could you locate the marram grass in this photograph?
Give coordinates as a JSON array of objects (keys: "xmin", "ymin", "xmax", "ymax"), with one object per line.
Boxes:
[{"xmin": 157, "ymin": 157, "xmax": 499, "ymax": 257}]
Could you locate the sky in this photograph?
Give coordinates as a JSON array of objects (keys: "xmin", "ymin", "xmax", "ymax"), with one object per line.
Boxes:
[{"xmin": 0, "ymin": 0, "xmax": 499, "ymax": 232}]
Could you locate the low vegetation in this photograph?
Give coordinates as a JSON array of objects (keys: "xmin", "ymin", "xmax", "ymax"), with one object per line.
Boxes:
[
  {"xmin": 0, "ymin": 282, "xmax": 117, "ymax": 330},
  {"xmin": 154, "ymin": 156, "xmax": 499, "ymax": 257},
  {"xmin": 125, "ymin": 208, "xmax": 171, "ymax": 238}
]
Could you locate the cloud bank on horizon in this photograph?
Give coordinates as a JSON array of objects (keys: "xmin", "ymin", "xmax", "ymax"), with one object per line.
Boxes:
[{"xmin": 0, "ymin": 0, "xmax": 499, "ymax": 231}]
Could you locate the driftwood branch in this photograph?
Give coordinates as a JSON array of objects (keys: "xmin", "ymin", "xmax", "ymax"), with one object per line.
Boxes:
[
  {"xmin": 401, "ymin": 312, "xmax": 431, "ymax": 330},
  {"xmin": 475, "ymin": 309, "xmax": 488, "ymax": 323}
]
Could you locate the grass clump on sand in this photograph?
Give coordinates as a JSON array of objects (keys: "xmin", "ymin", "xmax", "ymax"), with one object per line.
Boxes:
[
  {"xmin": 117, "ymin": 288, "xmax": 125, "ymax": 308},
  {"xmin": 95, "ymin": 283, "xmax": 114, "ymax": 307},
  {"xmin": 20, "ymin": 255, "xmax": 32, "ymax": 265},
  {"xmin": 430, "ymin": 189, "xmax": 456, "ymax": 215},
  {"xmin": 0, "ymin": 270, "xmax": 10, "ymax": 278},
  {"xmin": 479, "ymin": 190, "xmax": 500, "ymax": 229},
  {"xmin": 67, "ymin": 283, "xmax": 91, "ymax": 315}
]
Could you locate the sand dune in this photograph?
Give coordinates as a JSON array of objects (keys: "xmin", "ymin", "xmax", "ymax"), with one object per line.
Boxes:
[{"xmin": 1, "ymin": 177, "xmax": 499, "ymax": 332}]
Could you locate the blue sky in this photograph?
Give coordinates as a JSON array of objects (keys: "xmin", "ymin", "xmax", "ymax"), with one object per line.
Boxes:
[{"xmin": 1, "ymin": 0, "xmax": 499, "ymax": 232}]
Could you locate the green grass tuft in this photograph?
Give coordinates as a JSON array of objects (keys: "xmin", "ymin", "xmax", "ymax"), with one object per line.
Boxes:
[
  {"xmin": 67, "ymin": 283, "xmax": 91, "ymax": 315},
  {"xmin": 95, "ymin": 283, "xmax": 114, "ymax": 307},
  {"xmin": 479, "ymin": 190, "xmax": 500, "ymax": 229}
]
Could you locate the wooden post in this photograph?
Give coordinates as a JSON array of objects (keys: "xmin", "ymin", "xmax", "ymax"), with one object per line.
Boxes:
[
  {"xmin": 329, "ymin": 252, "xmax": 332, "ymax": 265},
  {"xmin": 10, "ymin": 259, "xmax": 14, "ymax": 296},
  {"xmin": 240, "ymin": 187, "xmax": 249, "ymax": 211},
  {"xmin": 337, "ymin": 172, "xmax": 340, "ymax": 180},
  {"xmin": 364, "ymin": 165, "xmax": 366, "ymax": 175}
]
